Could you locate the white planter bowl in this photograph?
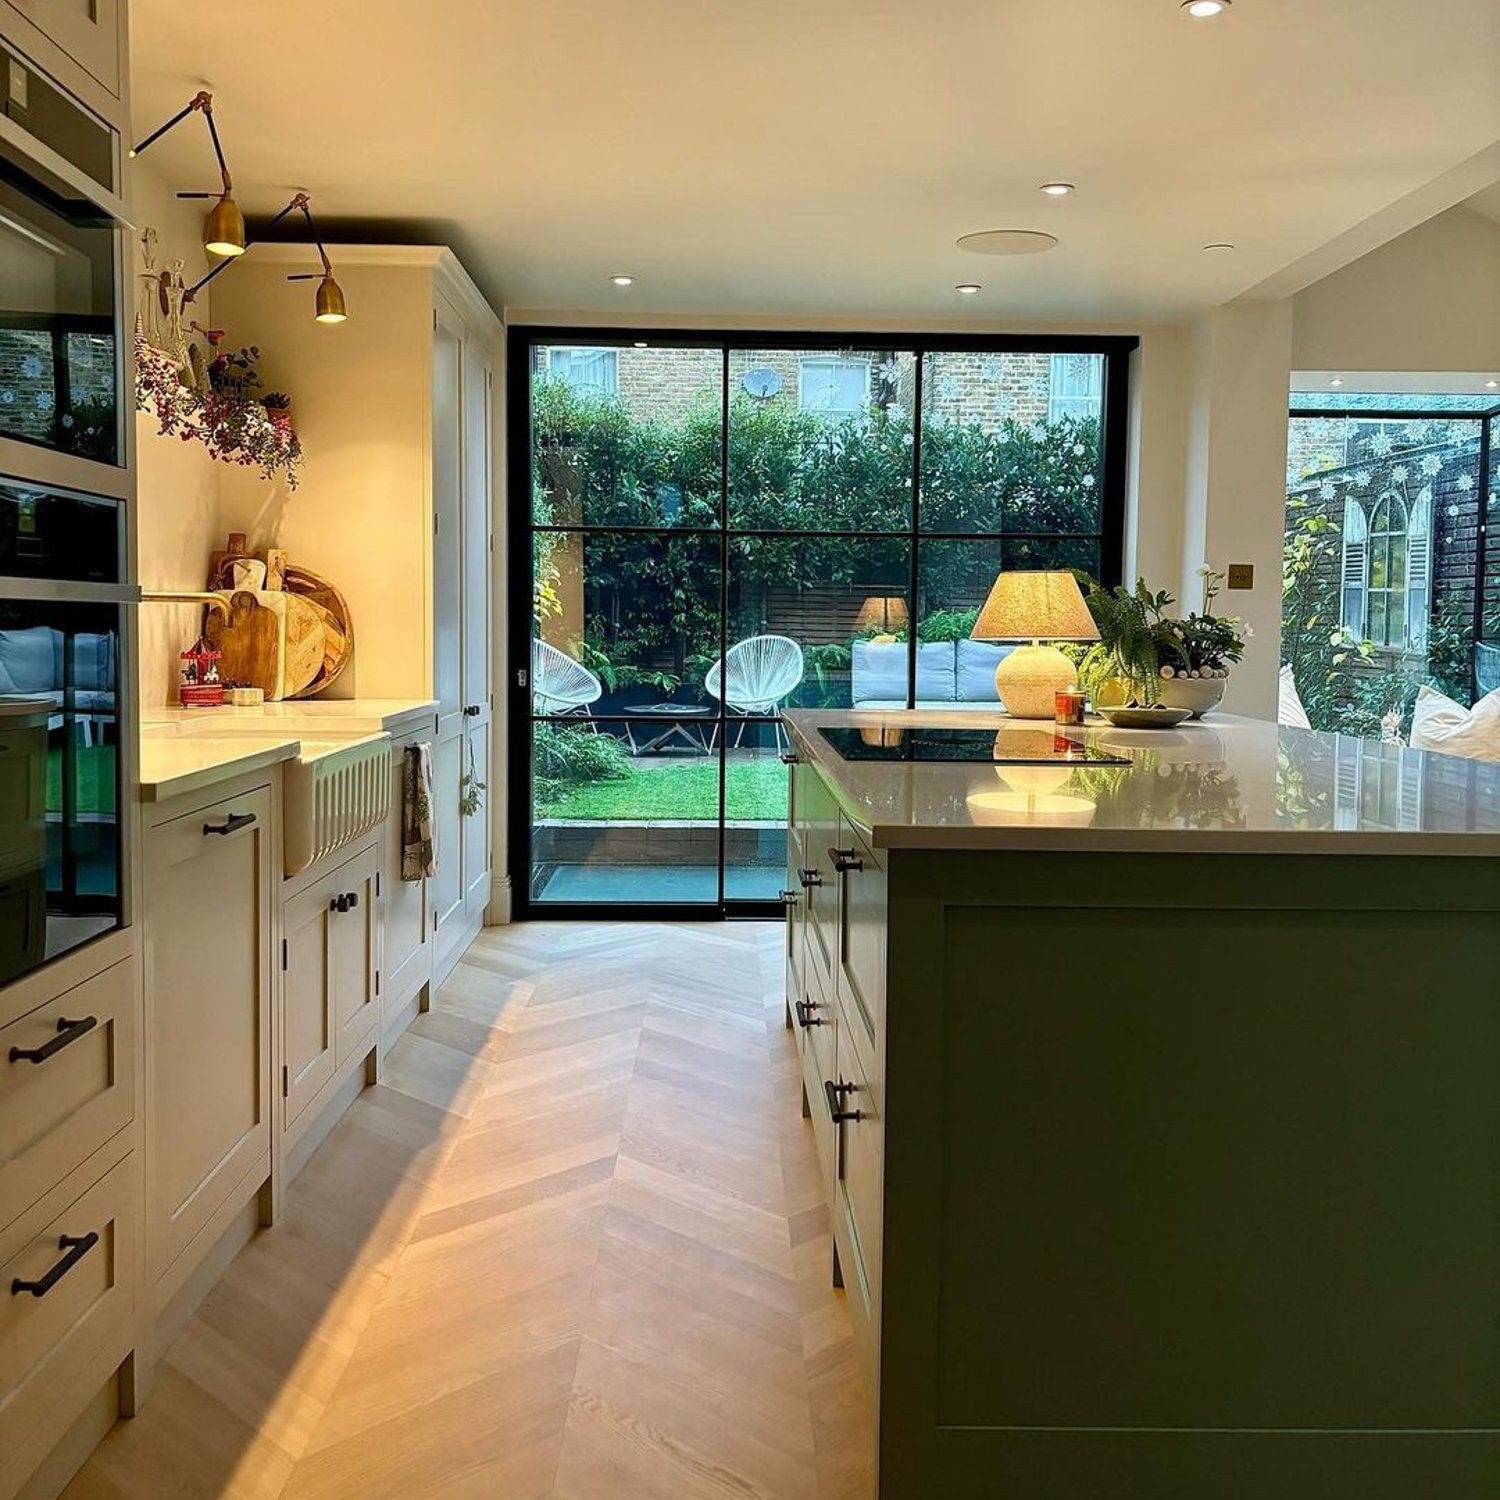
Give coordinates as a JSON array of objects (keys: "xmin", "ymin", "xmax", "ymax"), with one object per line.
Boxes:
[{"xmin": 1158, "ymin": 675, "xmax": 1227, "ymax": 719}]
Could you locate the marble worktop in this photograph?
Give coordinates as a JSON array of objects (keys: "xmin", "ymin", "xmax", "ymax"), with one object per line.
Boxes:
[
  {"xmin": 784, "ymin": 709, "xmax": 1500, "ymax": 854},
  {"xmin": 137, "ymin": 698, "xmax": 433, "ymax": 800}
]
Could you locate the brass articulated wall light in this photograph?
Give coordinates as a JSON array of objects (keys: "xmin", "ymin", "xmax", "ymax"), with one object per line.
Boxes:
[
  {"xmin": 129, "ymin": 90, "xmax": 246, "ymax": 258},
  {"xmin": 186, "ymin": 192, "xmax": 348, "ymax": 325}
]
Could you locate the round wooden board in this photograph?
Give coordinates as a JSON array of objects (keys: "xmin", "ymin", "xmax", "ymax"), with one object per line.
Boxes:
[
  {"xmin": 283, "ymin": 563, "xmax": 354, "ymax": 697},
  {"xmin": 281, "ymin": 593, "xmax": 326, "ymax": 697}
]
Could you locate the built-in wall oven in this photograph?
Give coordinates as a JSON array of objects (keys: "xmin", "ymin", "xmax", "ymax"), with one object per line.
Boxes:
[
  {"xmin": 0, "ymin": 33, "xmax": 129, "ymax": 479},
  {"xmin": 0, "ymin": 478, "xmax": 131, "ymax": 984}
]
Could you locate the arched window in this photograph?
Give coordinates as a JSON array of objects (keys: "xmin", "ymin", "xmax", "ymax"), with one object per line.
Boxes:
[
  {"xmin": 1340, "ymin": 497, "xmax": 1368, "ymax": 638},
  {"xmin": 1366, "ymin": 492, "xmax": 1409, "ymax": 648},
  {"xmin": 1406, "ymin": 489, "xmax": 1432, "ymax": 650}
]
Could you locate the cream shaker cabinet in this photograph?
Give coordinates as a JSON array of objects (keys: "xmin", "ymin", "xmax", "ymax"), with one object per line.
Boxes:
[{"xmin": 142, "ymin": 784, "xmax": 272, "ymax": 1302}]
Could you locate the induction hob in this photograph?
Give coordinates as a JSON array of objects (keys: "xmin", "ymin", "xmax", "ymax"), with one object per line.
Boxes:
[{"xmin": 817, "ymin": 726, "xmax": 1130, "ymax": 766}]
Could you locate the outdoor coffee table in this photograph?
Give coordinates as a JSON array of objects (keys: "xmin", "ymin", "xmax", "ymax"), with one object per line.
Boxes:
[{"xmin": 625, "ymin": 704, "xmax": 715, "ymax": 755}]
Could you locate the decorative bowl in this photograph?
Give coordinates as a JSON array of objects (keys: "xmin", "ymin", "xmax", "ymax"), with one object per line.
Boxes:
[
  {"xmin": 1158, "ymin": 676, "xmax": 1227, "ymax": 719},
  {"xmin": 1097, "ymin": 705, "xmax": 1194, "ymax": 729}
]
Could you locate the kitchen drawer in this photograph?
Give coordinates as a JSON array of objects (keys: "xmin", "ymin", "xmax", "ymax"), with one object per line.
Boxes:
[
  {"xmin": 801, "ymin": 769, "xmax": 840, "ymax": 994},
  {"xmin": 1, "ymin": 958, "xmax": 133, "ymax": 1230},
  {"xmin": 799, "ymin": 964, "xmax": 838, "ymax": 1201},
  {"xmin": 0, "ymin": 1146, "xmax": 135, "ymax": 1498},
  {"xmin": 834, "ymin": 814, "xmax": 885, "ymax": 1082}
]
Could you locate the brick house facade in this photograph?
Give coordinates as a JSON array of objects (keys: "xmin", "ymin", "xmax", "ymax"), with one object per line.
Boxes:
[{"xmin": 531, "ymin": 343, "xmax": 1099, "ymax": 433}]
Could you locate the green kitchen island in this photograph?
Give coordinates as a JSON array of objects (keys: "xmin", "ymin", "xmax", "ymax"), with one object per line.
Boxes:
[{"xmin": 781, "ymin": 708, "xmax": 1500, "ymax": 1500}]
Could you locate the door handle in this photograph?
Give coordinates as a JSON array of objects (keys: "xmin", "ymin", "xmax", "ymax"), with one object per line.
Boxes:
[
  {"xmin": 8, "ymin": 1015, "xmax": 97, "ymax": 1065},
  {"xmin": 794, "ymin": 999, "xmax": 825, "ymax": 1029},
  {"xmin": 822, "ymin": 1078, "xmax": 862, "ymax": 1124},
  {"xmin": 204, "ymin": 812, "xmax": 257, "ymax": 837},
  {"xmin": 829, "ymin": 847, "xmax": 863, "ymax": 873},
  {"xmin": 11, "ymin": 1231, "xmax": 100, "ymax": 1298}
]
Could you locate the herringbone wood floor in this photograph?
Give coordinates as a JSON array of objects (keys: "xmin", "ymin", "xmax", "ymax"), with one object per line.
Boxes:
[{"xmin": 65, "ymin": 922, "xmax": 876, "ymax": 1500}]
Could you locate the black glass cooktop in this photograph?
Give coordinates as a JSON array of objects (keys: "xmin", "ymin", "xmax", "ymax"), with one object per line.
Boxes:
[{"xmin": 818, "ymin": 726, "xmax": 1130, "ymax": 766}]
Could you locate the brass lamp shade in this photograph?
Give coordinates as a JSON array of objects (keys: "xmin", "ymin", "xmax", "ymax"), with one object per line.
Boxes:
[
  {"xmin": 315, "ymin": 273, "xmax": 347, "ymax": 323},
  {"xmin": 202, "ymin": 192, "xmax": 247, "ymax": 257},
  {"xmin": 853, "ymin": 594, "xmax": 909, "ymax": 633},
  {"xmin": 970, "ymin": 570, "xmax": 1099, "ymax": 644}
]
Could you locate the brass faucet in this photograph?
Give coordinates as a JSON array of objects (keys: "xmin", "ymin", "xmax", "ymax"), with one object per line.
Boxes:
[{"xmin": 141, "ymin": 590, "xmax": 230, "ymax": 619}]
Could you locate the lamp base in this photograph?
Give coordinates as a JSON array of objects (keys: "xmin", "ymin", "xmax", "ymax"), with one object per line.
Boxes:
[{"xmin": 995, "ymin": 644, "xmax": 1077, "ymax": 719}]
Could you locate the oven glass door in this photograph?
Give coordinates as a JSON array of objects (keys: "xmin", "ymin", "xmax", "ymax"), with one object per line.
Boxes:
[
  {"xmin": 0, "ymin": 596, "xmax": 122, "ymax": 983},
  {"xmin": 0, "ymin": 120, "xmax": 120, "ymax": 467}
]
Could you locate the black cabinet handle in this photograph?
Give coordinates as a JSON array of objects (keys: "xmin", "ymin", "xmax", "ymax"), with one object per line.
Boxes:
[
  {"xmin": 798, "ymin": 867, "xmax": 822, "ymax": 889},
  {"xmin": 829, "ymin": 847, "xmax": 864, "ymax": 874},
  {"xmin": 779, "ymin": 888, "xmax": 800, "ymax": 906},
  {"xmin": 794, "ymin": 999, "xmax": 825, "ymax": 1029},
  {"xmin": 346, "ymin": 891, "xmax": 359, "ymax": 909},
  {"xmin": 822, "ymin": 1078, "xmax": 862, "ymax": 1124},
  {"xmin": 9, "ymin": 1014, "xmax": 97, "ymax": 1065},
  {"xmin": 11, "ymin": 1231, "xmax": 99, "ymax": 1298},
  {"xmin": 780, "ymin": 751, "xmax": 800, "ymax": 765},
  {"xmin": 204, "ymin": 812, "xmax": 256, "ymax": 837},
  {"xmin": 331, "ymin": 894, "xmax": 349, "ymax": 913},
  {"xmin": 463, "ymin": 704, "xmax": 481, "ymax": 717}
]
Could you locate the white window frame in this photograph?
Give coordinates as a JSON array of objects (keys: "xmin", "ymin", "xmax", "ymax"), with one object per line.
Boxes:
[
  {"xmin": 545, "ymin": 345, "xmax": 620, "ymax": 396},
  {"xmin": 797, "ymin": 356, "xmax": 871, "ymax": 420},
  {"xmin": 1406, "ymin": 489, "xmax": 1433, "ymax": 652},
  {"xmin": 1048, "ymin": 353, "xmax": 1103, "ymax": 424},
  {"xmin": 1340, "ymin": 497, "xmax": 1368, "ymax": 640},
  {"xmin": 1365, "ymin": 491, "xmax": 1410, "ymax": 650}
]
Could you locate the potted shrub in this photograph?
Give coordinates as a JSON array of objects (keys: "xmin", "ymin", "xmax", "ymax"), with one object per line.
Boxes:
[
  {"xmin": 261, "ymin": 391, "xmax": 293, "ymax": 431},
  {"xmin": 1155, "ymin": 567, "xmax": 1247, "ymax": 718}
]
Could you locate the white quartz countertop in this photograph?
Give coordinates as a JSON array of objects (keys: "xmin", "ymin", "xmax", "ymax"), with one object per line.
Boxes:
[
  {"xmin": 142, "ymin": 698, "xmax": 436, "ymax": 735},
  {"xmin": 784, "ymin": 709, "xmax": 1500, "ymax": 855},
  {"xmin": 138, "ymin": 735, "xmax": 301, "ymax": 802}
]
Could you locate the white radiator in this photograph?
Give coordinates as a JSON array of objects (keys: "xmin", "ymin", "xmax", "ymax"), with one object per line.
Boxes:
[{"xmin": 283, "ymin": 734, "xmax": 393, "ymax": 877}]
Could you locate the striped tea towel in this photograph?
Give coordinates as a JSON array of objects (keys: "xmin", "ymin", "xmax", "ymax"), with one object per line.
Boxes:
[{"xmin": 401, "ymin": 742, "xmax": 437, "ymax": 881}]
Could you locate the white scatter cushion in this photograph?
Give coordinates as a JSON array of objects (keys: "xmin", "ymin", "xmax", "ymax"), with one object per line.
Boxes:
[
  {"xmin": 1409, "ymin": 684, "xmax": 1500, "ymax": 764},
  {"xmin": 1278, "ymin": 665, "xmax": 1312, "ymax": 730}
]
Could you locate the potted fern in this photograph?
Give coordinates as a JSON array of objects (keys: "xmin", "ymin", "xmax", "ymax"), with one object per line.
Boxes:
[{"xmin": 1071, "ymin": 580, "xmax": 1172, "ymax": 710}]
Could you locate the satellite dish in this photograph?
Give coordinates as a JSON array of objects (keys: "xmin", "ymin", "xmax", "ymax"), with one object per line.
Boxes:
[{"xmin": 742, "ymin": 366, "xmax": 782, "ymax": 399}]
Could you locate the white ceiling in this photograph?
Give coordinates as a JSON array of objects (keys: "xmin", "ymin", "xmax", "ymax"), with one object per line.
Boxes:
[{"xmin": 128, "ymin": 0, "xmax": 1500, "ymax": 324}]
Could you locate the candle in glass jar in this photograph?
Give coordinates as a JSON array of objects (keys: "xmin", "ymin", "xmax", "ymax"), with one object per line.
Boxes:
[{"xmin": 1054, "ymin": 688, "xmax": 1087, "ymax": 726}]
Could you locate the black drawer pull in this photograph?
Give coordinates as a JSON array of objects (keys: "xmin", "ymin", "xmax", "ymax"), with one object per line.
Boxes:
[
  {"xmin": 346, "ymin": 891, "xmax": 359, "ymax": 908},
  {"xmin": 9, "ymin": 1015, "xmax": 97, "ymax": 1065},
  {"xmin": 794, "ymin": 999, "xmax": 825, "ymax": 1029},
  {"xmin": 11, "ymin": 1231, "xmax": 99, "ymax": 1298},
  {"xmin": 204, "ymin": 812, "xmax": 257, "ymax": 837},
  {"xmin": 798, "ymin": 867, "xmax": 822, "ymax": 889},
  {"xmin": 823, "ymin": 1078, "xmax": 862, "ymax": 1124},
  {"xmin": 463, "ymin": 704, "xmax": 481, "ymax": 717},
  {"xmin": 829, "ymin": 847, "xmax": 864, "ymax": 874},
  {"xmin": 780, "ymin": 751, "xmax": 800, "ymax": 765},
  {"xmin": 331, "ymin": 894, "xmax": 349, "ymax": 913}
]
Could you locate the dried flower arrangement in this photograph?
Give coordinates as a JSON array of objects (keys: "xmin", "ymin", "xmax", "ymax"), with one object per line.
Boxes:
[{"xmin": 134, "ymin": 324, "xmax": 303, "ymax": 487}]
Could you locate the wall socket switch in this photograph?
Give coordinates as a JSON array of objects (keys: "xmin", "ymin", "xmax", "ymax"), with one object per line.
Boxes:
[{"xmin": 1227, "ymin": 564, "xmax": 1254, "ymax": 589}]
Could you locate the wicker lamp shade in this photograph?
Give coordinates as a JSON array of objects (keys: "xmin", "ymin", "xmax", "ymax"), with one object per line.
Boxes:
[
  {"xmin": 970, "ymin": 571, "xmax": 1099, "ymax": 643},
  {"xmin": 854, "ymin": 595, "xmax": 909, "ymax": 633}
]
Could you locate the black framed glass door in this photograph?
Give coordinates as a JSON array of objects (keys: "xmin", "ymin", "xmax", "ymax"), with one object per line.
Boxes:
[{"xmin": 508, "ymin": 329, "xmax": 1135, "ymax": 919}]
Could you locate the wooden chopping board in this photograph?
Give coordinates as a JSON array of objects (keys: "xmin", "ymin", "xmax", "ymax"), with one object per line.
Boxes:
[
  {"xmin": 283, "ymin": 564, "xmax": 354, "ymax": 697},
  {"xmin": 281, "ymin": 594, "xmax": 326, "ymax": 697},
  {"xmin": 205, "ymin": 592, "xmax": 283, "ymax": 698}
]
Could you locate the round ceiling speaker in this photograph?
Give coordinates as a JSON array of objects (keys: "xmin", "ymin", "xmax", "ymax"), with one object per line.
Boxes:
[{"xmin": 956, "ymin": 229, "xmax": 1059, "ymax": 256}]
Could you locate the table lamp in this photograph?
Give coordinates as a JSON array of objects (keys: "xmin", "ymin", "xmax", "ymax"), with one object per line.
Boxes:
[
  {"xmin": 971, "ymin": 570, "xmax": 1099, "ymax": 719},
  {"xmin": 853, "ymin": 595, "xmax": 909, "ymax": 635}
]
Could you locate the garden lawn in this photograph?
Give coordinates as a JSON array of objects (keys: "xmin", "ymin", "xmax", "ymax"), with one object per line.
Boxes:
[{"xmin": 539, "ymin": 755, "xmax": 787, "ymax": 822}]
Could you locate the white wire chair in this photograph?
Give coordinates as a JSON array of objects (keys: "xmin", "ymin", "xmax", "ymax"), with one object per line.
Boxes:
[
  {"xmin": 704, "ymin": 634, "xmax": 805, "ymax": 750},
  {"xmin": 532, "ymin": 639, "xmax": 603, "ymax": 718}
]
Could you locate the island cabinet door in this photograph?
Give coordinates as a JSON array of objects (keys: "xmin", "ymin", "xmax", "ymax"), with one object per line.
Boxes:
[
  {"xmin": 330, "ymin": 846, "xmax": 380, "ymax": 1066},
  {"xmin": 800, "ymin": 768, "xmax": 840, "ymax": 994},
  {"xmin": 144, "ymin": 788, "xmax": 272, "ymax": 1288},
  {"xmin": 799, "ymin": 960, "xmax": 839, "ymax": 1198},
  {"xmin": 282, "ymin": 878, "xmax": 337, "ymax": 1128},
  {"xmin": 833, "ymin": 1015, "xmax": 883, "ymax": 1403},
  {"xmin": 833, "ymin": 815, "xmax": 885, "ymax": 1082}
]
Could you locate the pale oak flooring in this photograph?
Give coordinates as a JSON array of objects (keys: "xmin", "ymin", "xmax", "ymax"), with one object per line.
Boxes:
[{"xmin": 66, "ymin": 922, "xmax": 875, "ymax": 1500}]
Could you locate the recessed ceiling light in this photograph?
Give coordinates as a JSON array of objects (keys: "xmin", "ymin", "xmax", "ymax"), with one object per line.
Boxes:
[
  {"xmin": 956, "ymin": 229, "xmax": 1059, "ymax": 257},
  {"xmin": 955, "ymin": 283, "xmax": 983, "ymax": 295},
  {"xmin": 609, "ymin": 273, "xmax": 636, "ymax": 287},
  {"xmin": 1329, "ymin": 378, "xmax": 1345, "ymax": 388},
  {"xmin": 1039, "ymin": 181, "xmax": 1075, "ymax": 197},
  {"xmin": 1182, "ymin": 0, "xmax": 1230, "ymax": 16},
  {"xmin": 1203, "ymin": 242, "xmax": 1235, "ymax": 252}
]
